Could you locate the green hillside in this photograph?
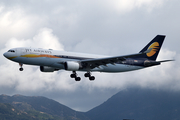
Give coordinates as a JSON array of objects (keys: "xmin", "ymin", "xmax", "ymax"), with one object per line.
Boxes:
[
  {"xmin": 0, "ymin": 94, "xmax": 90, "ymax": 120},
  {"xmin": 0, "ymin": 103, "xmax": 59, "ymax": 120},
  {"xmin": 2, "ymin": 88, "xmax": 180, "ymax": 120}
]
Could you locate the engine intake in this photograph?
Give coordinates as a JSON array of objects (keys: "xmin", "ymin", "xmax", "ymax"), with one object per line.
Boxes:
[{"xmin": 64, "ymin": 61, "xmax": 80, "ymax": 71}]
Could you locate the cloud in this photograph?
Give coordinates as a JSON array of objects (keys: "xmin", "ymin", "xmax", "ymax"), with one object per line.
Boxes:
[
  {"xmin": 0, "ymin": 0, "xmax": 179, "ymax": 111},
  {"xmin": 127, "ymin": 49, "xmax": 178, "ymax": 90},
  {"xmin": 0, "ymin": 5, "xmax": 46, "ymax": 47},
  {"xmin": 76, "ymin": 48, "xmax": 178, "ymax": 92},
  {"xmin": 3, "ymin": 28, "xmax": 64, "ymax": 50},
  {"xmin": 0, "ymin": 28, "xmax": 179, "ymax": 111},
  {"xmin": 105, "ymin": 0, "xmax": 166, "ymax": 13},
  {"xmin": 0, "ymin": 28, "xmax": 65, "ymax": 91}
]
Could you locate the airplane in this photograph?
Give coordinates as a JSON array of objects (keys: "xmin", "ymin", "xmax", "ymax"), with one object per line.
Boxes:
[{"xmin": 3, "ymin": 35, "xmax": 173, "ymax": 81}]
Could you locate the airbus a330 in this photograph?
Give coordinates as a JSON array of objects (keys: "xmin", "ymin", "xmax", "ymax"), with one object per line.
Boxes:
[{"xmin": 3, "ymin": 35, "xmax": 173, "ymax": 81}]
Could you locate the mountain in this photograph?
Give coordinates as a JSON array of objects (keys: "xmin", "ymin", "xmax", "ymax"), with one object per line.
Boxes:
[
  {"xmin": 0, "ymin": 102, "xmax": 60, "ymax": 120},
  {"xmin": 86, "ymin": 88, "xmax": 180, "ymax": 120},
  {"xmin": 1, "ymin": 88, "xmax": 180, "ymax": 120},
  {"xmin": 0, "ymin": 94, "xmax": 90, "ymax": 120}
]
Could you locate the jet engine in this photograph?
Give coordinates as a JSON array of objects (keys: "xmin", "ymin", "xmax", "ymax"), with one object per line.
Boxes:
[
  {"xmin": 40, "ymin": 66, "xmax": 58, "ymax": 72},
  {"xmin": 64, "ymin": 61, "xmax": 80, "ymax": 71}
]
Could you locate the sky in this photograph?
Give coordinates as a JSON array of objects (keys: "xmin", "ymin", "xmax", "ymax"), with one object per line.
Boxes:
[{"xmin": 0, "ymin": 0, "xmax": 180, "ymax": 112}]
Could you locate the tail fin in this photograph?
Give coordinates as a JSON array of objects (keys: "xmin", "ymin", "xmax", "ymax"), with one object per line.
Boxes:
[{"xmin": 138, "ymin": 35, "xmax": 165, "ymax": 61}]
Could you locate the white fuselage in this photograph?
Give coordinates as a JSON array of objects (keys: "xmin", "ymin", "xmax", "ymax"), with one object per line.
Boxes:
[
  {"xmin": 3, "ymin": 47, "xmax": 144, "ymax": 73},
  {"xmin": 3, "ymin": 35, "xmax": 170, "ymax": 81}
]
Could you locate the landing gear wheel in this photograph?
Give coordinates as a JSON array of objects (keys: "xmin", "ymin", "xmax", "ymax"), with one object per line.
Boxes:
[
  {"xmin": 70, "ymin": 74, "xmax": 76, "ymax": 78},
  {"xmin": 89, "ymin": 76, "xmax": 95, "ymax": 81},
  {"xmin": 70, "ymin": 71, "xmax": 81, "ymax": 81},
  {"xmin": 75, "ymin": 77, "xmax": 81, "ymax": 81},
  {"xmin": 84, "ymin": 73, "xmax": 90, "ymax": 77},
  {"xmin": 19, "ymin": 68, "xmax": 23, "ymax": 71}
]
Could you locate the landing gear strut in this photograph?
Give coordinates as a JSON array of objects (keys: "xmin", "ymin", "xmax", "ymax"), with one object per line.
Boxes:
[
  {"xmin": 70, "ymin": 71, "xmax": 81, "ymax": 81},
  {"xmin": 19, "ymin": 63, "xmax": 23, "ymax": 71},
  {"xmin": 84, "ymin": 72, "xmax": 95, "ymax": 81}
]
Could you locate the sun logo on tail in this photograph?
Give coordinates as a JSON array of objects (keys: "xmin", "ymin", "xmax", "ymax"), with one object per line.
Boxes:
[{"xmin": 146, "ymin": 42, "xmax": 159, "ymax": 57}]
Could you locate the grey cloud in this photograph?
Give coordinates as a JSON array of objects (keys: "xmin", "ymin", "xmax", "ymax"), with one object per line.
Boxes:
[{"xmin": 0, "ymin": 0, "xmax": 180, "ymax": 111}]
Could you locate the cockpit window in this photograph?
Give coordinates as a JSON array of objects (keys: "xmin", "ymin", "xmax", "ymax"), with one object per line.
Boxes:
[{"xmin": 8, "ymin": 50, "xmax": 15, "ymax": 52}]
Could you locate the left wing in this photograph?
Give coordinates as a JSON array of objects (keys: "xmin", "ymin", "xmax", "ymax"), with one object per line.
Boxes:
[{"xmin": 79, "ymin": 48, "xmax": 152, "ymax": 69}]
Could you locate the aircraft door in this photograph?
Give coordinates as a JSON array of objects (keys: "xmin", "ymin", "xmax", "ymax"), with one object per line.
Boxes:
[
  {"xmin": 15, "ymin": 48, "xmax": 19, "ymax": 56},
  {"xmin": 16, "ymin": 48, "xmax": 26, "ymax": 56},
  {"xmin": 21, "ymin": 48, "xmax": 26, "ymax": 55}
]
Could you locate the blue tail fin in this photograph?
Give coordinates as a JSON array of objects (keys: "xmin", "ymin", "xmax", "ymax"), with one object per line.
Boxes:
[{"xmin": 138, "ymin": 35, "xmax": 165, "ymax": 61}]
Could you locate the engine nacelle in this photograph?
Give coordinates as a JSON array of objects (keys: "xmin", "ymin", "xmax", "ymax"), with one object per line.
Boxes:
[
  {"xmin": 40, "ymin": 66, "xmax": 57, "ymax": 72},
  {"xmin": 64, "ymin": 61, "xmax": 80, "ymax": 71}
]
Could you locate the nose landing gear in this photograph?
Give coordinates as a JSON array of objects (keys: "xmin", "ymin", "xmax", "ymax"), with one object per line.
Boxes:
[{"xmin": 19, "ymin": 63, "xmax": 23, "ymax": 71}]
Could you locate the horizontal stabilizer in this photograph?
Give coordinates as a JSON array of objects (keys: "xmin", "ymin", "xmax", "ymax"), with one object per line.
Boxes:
[
  {"xmin": 144, "ymin": 59, "xmax": 174, "ymax": 67},
  {"xmin": 157, "ymin": 60, "xmax": 175, "ymax": 63}
]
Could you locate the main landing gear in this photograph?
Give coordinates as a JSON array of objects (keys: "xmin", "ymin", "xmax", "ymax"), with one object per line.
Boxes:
[
  {"xmin": 19, "ymin": 63, "xmax": 23, "ymax": 71},
  {"xmin": 70, "ymin": 71, "xmax": 81, "ymax": 81},
  {"xmin": 70, "ymin": 71, "xmax": 95, "ymax": 81},
  {"xmin": 84, "ymin": 72, "xmax": 95, "ymax": 81}
]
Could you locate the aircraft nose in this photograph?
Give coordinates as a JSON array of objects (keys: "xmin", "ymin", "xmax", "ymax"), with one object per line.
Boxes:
[
  {"xmin": 3, "ymin": 52, "xmax": 8, "ymax": 58},
  {"xmin": 3, "ymin": 52, "xmax": 11, "ymax": 59}
]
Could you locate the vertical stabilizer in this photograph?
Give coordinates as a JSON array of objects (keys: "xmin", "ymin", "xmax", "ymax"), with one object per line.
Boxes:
[{"xmin": 138, "ymin": 35, "xmax": 165, "ymax": 60}]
